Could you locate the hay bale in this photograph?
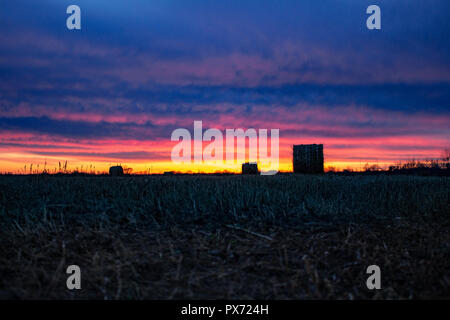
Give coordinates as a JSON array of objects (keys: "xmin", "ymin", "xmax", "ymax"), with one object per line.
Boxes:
[
  {"xmin": 293, "ymin": 144, "xmax": 324, "ymax": 174},
  {"xmin": 109, "ymin": 166, "xmax": 124, "ymax": 176},
  {"xmin": 242, "ymin": 162, "xmax": 258, "ymax": 175}
]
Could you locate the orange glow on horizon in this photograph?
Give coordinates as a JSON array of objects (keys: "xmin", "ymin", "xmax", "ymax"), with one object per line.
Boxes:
[
  {"xmin": 0, "ymin": 152, "xmax": 444, "ymax": 175},
  {"xmin": 0, "ymin": 130, "xmax": 447, "ymax": 174}
]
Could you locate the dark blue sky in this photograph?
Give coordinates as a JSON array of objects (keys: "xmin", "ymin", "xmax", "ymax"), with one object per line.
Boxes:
[{"xmin": 0, "ymin": 0, "xmax": 449, "ymax": 172}]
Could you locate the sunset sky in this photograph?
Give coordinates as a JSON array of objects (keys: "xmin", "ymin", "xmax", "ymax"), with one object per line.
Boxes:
[{"xmin": 0, "ymin": 0, "xmax": 449, "ymax": 173}]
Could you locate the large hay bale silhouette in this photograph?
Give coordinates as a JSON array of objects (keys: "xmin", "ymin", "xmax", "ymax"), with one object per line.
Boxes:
[
  {"xmin": 109, "ymin": 166, "xmax": 124, "ymax": 176},
  {"xmin": 293, "ymin": 144, "xmax": 324, "ymax": 173},
  {"xmin": 242, "ymin": 162, "xmax": 258, "ymax": 174}
]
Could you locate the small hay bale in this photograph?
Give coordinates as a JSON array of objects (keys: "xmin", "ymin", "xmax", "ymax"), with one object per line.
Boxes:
[
  {"xmin": 109, "ymin": 166, "xmax": 124, "ymax": 176},
  {"xmin": 242, "ymin": 162, "xmax": 258, "ymax": 175}
]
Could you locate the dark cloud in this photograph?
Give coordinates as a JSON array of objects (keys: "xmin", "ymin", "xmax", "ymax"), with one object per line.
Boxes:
[
  {"xmin": 27, "ymin": 150, "xmax": 167, "ymax": 161},
  {"xmin": 2, "ymin": 83, "xmax": 449, "ymax": 116},
  {"xmin": 0, "ymin": 116, "xmax": 175, "ymax": 140},
  {"xmin": 0, "ymin": 142, "xmax": 89, "ymax": 150}
]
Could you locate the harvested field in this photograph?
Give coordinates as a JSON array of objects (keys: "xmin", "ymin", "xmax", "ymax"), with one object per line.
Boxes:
[{"xmin": 0, "ymin": 174, "xmax": 449, "ymax": 299}]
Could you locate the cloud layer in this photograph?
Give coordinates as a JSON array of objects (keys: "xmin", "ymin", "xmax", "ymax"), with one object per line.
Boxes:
[{"xmin": 0, "ymin": 0, "xmax": 449, "ymax": 172}]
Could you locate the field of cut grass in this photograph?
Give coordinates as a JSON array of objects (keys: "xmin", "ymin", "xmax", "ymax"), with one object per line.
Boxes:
[{"xmin": 0, "ymin": 174, "xmax": 449, "ymax": 299}]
